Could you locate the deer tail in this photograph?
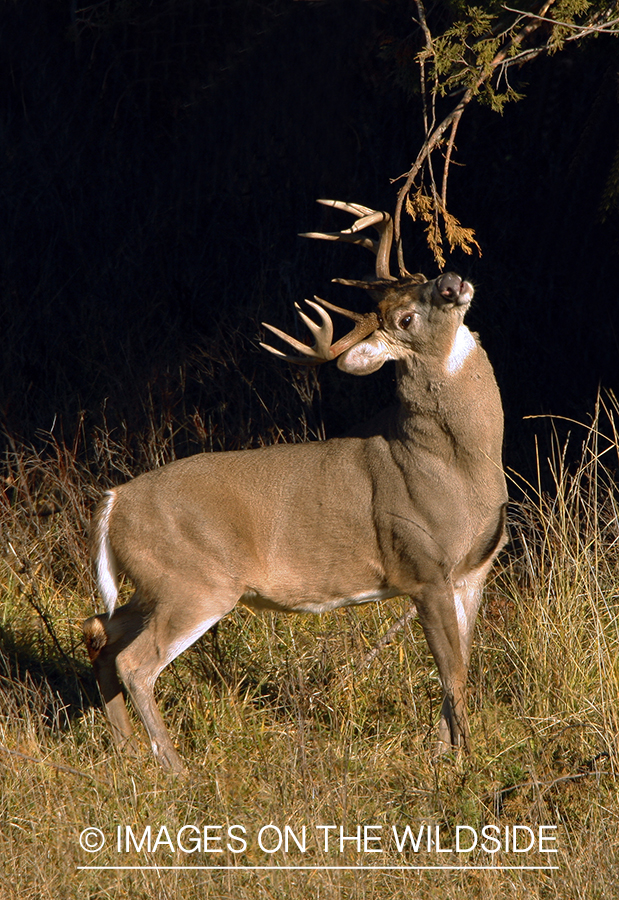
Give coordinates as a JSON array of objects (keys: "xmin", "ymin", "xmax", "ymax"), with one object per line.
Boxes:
[{"xmin": 91, "ymin": 490, "xmax": 119, "ymax": 616}]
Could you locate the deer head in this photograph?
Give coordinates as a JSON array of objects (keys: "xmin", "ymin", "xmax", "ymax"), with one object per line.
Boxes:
[{"xmin": 262, "ymin": 199, "xmax": 476, "ymax": 378}]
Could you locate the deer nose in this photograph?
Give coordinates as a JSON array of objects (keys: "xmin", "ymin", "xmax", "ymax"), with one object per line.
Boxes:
[{"xmin": 435, "ymin": 272, "xmax": 462, "ymax": 302}]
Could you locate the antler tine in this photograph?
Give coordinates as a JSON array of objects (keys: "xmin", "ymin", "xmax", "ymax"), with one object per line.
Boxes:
[
  {"xmin": 317, "ymin": 199, "xmax": 377, "ymax": 217},
  {"xmin": 260, "ymin": 298, "xmax": 335, "ymax": 365},
  {"xmin": 293, "ymin": 299, "xmax": 334, "ymax": 355},
  {"xmin": 299, "ymin": 199, "xmax": 396, "ymax": 281},
  {"xmin": 299, "ymin": 231, "xmax": 377, "ymax": 254},
  {"xmin": 261, "ymin": 297, "xmax": 379, "ymax": 365}
]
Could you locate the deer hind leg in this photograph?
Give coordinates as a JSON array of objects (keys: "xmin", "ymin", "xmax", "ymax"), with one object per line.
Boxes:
[
  {"xmin": 84, "ymin": 591, "xmax": 232, "ymax": 774},
  {"xmin": 83, "ymin": 600, "xmax": 147, "ymax": 755}
]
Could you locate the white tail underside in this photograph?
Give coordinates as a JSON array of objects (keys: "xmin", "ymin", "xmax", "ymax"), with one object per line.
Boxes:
[{"xmin": 95, "ymin": 491, "xmax": 119, "ymax": 615}]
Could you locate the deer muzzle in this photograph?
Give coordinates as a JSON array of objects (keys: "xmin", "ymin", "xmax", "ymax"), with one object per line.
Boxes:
[{"xmin": 434, "ymin": 273, "xmax": 473, "ymax": 306}]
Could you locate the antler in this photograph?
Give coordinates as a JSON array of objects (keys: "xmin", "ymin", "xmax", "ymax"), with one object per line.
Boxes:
[
  {"xmin": 300, "ymin": 199, "xmax": 396, "ymax": 281},
  {"xmin": 260, "ymin": 199, "xmax": 397, "ymax": 365},
  {"xmin": 260, "ymin": 297, "xmax": 379, "ymax": 365}
]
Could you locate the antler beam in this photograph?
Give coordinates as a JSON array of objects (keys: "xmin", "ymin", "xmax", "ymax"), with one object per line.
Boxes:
[{"xmin": 300, "ymin": 199, "xmax": 396, "ymax": 281}]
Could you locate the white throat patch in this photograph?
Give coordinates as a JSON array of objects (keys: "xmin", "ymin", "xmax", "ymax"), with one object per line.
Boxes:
[{"xmin": 446, "ymin": 325, "xmax": 476, "ymax": 374}]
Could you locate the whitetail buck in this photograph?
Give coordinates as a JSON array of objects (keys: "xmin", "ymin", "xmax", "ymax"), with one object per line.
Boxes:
[{"xmin": 83, "ymin": 200, "xmax": 507, "ymax": 773}]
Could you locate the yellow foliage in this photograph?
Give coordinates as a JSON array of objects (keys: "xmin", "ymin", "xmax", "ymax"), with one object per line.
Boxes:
[{"xmin": 406, "ymin": 188, "xmax": 481, "ymax": 268}]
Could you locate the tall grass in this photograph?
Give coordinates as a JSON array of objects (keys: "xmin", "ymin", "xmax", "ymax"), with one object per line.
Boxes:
[{"xmin": 0, "ymin": 395, "xmax": 618, "ymax": 899}]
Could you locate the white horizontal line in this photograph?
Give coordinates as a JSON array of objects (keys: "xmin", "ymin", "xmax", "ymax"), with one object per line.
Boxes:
[{"xmin": 78, "ymin": 865, "xmax": 559, "ymax": 872}]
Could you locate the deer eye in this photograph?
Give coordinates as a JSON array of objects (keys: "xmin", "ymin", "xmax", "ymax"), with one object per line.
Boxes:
[{"xmin": 399, "ymin": 315, "xmax": 412, "ymax": 330}]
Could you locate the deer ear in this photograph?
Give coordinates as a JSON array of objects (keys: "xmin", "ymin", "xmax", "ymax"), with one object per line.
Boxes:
[{"xmin": 337, "ymin": 336, "xmax": 392, "ymax": 375}]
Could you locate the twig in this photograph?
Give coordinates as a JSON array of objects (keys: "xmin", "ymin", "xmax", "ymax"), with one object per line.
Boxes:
[
  {"xmin": 0, "ymin": 742, "xmax": 100, "ymax": 781},
  {"xmin": 414, "ymin": 0, "xmax": 434, "ymax": 135},
  {"xmin": 441, "ymin": 109, "xmax": 464, "ymax": 208},
  {"xmin": 362, "ymin": 604, "xmax": 418, "ymax": 668},
  {"xmin": 503, "ymin": 6, "xmax": 619, "ymax": 38},
  {"xmin": 493, "ymin": 757, "xmax": 610, "ymax": 818}
]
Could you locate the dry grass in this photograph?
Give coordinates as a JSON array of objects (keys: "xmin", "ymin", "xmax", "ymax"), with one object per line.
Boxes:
[{"xmin": 0, "ymin": 397, "xmax": 618, "ymax": 899}]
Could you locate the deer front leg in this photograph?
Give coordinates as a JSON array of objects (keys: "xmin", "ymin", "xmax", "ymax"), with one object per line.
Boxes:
[{"xmin": 413, "ymin": 580, "xmax": 470, "ymax": 751}]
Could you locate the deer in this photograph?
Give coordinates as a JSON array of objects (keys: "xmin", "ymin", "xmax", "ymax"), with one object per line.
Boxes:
[{"xmin": 83, "ymin": 200, "xmax": 508, "ymax": 774}]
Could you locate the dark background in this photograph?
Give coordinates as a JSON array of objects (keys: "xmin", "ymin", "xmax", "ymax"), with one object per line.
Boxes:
[{"xmin": 1, "ymin": 0, "xmax": 618, "ymax": 483}]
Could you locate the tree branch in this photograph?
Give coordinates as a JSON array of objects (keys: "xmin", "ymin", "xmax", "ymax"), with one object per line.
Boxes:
[
  {"xmin": 394, "ymin": 0, "xmax": 573, "ymax": 267},
  {"xmin": 503, "ymin": 6, "xmax": 619, "ymax": 38}
]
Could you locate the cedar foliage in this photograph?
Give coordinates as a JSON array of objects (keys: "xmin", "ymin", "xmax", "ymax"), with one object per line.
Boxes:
[{"xmin": 384, "ymin": 1, "xmax": 619, "ymax": 265}]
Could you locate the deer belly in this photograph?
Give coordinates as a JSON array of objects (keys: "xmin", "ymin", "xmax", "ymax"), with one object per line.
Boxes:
[{"xmin": 239, "ymin": 585, "xmax": 401, "ymax": 614}]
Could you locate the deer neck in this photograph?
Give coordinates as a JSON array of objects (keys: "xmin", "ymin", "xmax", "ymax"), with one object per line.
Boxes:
[{"xmin": 392, "ymin": 328, "xmax": 502, "ymax": 465}]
